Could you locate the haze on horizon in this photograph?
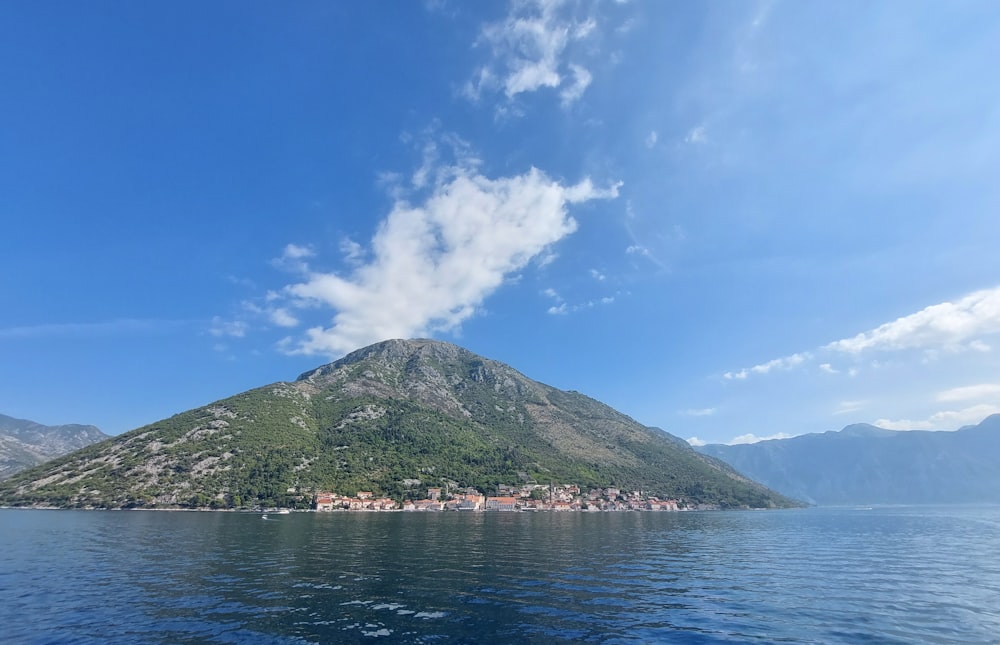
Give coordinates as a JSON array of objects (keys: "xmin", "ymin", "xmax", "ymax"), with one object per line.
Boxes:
[{"xmin": 2, "ymin": 1, "xmax": 999, "ymax": 445}]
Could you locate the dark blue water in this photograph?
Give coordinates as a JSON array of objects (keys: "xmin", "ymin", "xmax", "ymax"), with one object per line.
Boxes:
[{"xmin": 2, "ymin": 506, "xmax": 998, "ymax": 643}]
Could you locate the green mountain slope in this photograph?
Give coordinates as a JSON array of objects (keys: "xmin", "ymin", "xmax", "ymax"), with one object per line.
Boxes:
[{"xmin": 0, "ymin": 339, "xmax": 796, "ymax": 509}]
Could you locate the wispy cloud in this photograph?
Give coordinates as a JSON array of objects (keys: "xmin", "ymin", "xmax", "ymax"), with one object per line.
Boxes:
[
  {"xmin": 542, "ymin": 285, "xmax": 618, "ymax": 315},
  {"xmin": 725, "ymin": 286, "xmax": 1000, "ymax": 381},
  {"xmin": 727, "ymin": 431, "xmax": 795, "ymax": 445},
  {"xmin": 683, "ymin": 125, "xmax": 707, "ymax": 145},
  {"xmin": 209, "ymin": 317, "xmax": 248, "ymax": 338},
  {"xmin": 689, "ymin": 432, "xmax": 799, "ymax": 447},
  {"xmin": 0, "ymin": 319, "xmax": 193, "ymax": 340},
  {"xmin": 623, "ymin": 202, "xmax": 671, "ymax": 272},
  {"xmin": 272, "ymin": 152, "xmax": 620, "ymax": 356},
  {"xmin": 874, "ymin": 404, "xmax": 1000, "ymax": 431},
  {"xmin": 268, "ymin": 309, "xmax": 299, "ymax": 328},
  {"xmin": 339, "ymin": 238, "xmax": 365, "ymax": 266},
  {"xmin": 724, "ymin": 352, "xmax": 811, "ymax": 380},
  {"xmin": 936, "ymin": 383, "xmax": 1000, "ymax": 402},
  {"xmin": 270, "ymin": 244, "xmax": 315, "ymax": 273},
  {"xmin": 680, "ymin": 407, "xmax": 716, "ymax": 417},
  {"xmin": 875, "ymin": 383, "xmax": 1000, "ymax": 430},
  {"xmin": 559, "ymin": 63, "xmax": 593, "ymax": 106},
  {"xmin": 834, "ymin": 400, "xmax": 868, "ymax": 416},
  {"xmin": 465, "ymin": 0, "xmax": 600, "ymax": 107}
]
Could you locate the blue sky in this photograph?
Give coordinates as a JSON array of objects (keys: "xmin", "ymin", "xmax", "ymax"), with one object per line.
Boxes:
[{"xmin": 3, "ymin": 1, "xmax": 1000, "ymax": 445}]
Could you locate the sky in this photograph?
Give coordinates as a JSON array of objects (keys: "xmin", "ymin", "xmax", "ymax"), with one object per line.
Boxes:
[{"xmin": 2, "ymin": 1, "xmax": 1000, "ymax": 445}]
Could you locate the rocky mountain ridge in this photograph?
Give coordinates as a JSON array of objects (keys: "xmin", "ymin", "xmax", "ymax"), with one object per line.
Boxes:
[
  {"xmin": 697, "ymin": 414, "xmax": 1000, "ymax": 505},
  {"xmin": 0, "ymin": 414, "xmax": 108, "ymax": 479}
]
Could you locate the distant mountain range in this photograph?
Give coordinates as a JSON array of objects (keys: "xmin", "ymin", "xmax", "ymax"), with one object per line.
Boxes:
[
  {"xmin": 0, "ymin": 339, "xmax": 796, "ymax": 510},
  {"xmin": 697, "ymin": 415, "xmax": 1000, "ymax": 505},
  {"xmin": 0, "ymin": 414, "xmax": 108, "ymax": 479}
]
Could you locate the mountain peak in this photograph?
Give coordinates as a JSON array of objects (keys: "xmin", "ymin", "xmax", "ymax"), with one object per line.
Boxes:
[
  {"xmin": 294, "ymin": 338, "xmax": 545, "ymax": 420},
  {"xmin": 839, "ymin": 423, "xmax": 895, "ymax": 438},
  {"xmin": 297, "ymin": 339, "xmax": 474, "ymax": 381}
]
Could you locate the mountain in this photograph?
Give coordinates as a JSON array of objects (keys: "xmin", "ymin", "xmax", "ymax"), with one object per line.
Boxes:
[
  {"xmin": 0, "ymin": 339, "xmax": 795, "ymax": 510},
  {"xmin": 697, "ymin": 415, "xmax": 1000, "ymax": 505},
  {"xmin": 0, "ymin": 414, "xmax": 108, "ymax": 480}
]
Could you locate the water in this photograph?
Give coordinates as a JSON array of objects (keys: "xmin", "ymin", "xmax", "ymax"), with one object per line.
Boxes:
[{"xmin": 2, "ymin": 506, "xmax": 999, "ymax": 644}]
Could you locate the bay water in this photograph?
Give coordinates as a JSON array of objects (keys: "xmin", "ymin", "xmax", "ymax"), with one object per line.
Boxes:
[{"xmin": 2, "ymin": 506, "xmax": 998, "ymax": 643}]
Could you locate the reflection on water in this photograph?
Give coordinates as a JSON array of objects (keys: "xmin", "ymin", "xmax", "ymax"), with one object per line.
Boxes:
[{"xmin": 2, "ymin": 507, "xmax": 999, "ymax": 643}]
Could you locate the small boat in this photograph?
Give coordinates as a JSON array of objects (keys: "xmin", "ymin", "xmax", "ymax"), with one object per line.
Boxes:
[{"xmin": 275, "ymin": 509, "xmax": 291, "ymax": 515}]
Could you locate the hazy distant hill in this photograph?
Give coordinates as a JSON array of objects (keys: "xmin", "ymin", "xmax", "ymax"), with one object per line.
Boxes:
[
  {"xmin": 0, "ymin": 414, "xmax": 108, "ymax": 479},
  {"xmin": 697, "ymin": 415, "xmax": 1000, "ymax": 505},
  {"xmin": 0, "ymin": 339, "xmax": 795, "ymax": 510}
]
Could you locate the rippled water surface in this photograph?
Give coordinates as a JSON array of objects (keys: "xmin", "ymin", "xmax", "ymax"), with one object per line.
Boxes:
[{"xmin": 2, "ymin": 506, "xmax": 999, "ymax": 643}]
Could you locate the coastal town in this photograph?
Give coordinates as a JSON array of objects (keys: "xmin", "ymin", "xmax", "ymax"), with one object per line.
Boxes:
[{"xmin": 314, "ymin": 483, "xmax": 691, "ymax": 512}]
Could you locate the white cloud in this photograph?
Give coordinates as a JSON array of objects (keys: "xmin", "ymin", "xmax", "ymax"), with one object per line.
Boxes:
[
  {"xmin": 282, "ymin": 244, "xmax": 313, "ymax": 260},
  {"xmin": 684, "ymin": 125, "xmax": 707, "ymax": 145},
  {"xmin": 728, "ymin": 432, "xmax": 795, "ymax": 445},
  {"xmin": 645, "ymin": 130, "xmax": 658, "ymax": 148},
  {"xmin": 936, "ymin": 383, "xmax": 1000, "ymax": 403},
  {"xmin": 560, "ymin": 63, "xmax": 592, "ymax": 106},
  {"xmin": 874, "ymin": 403, "xmax": 1000, "ymax": 431},
  {"xmin": 615, "ymin": 16, "xmax": 636, "ymax": 35},
  {"xmin": 724, "ymin": 352, "xmax": 811, "ymax": 380},
  {"xmin": 826, "ymin": 287, "xmax": 1000, "ymax": 355},
  {"xmin": 277, "ymin": 165, "xmax": 620, "ymax": 356},
  {"xmin": 536, "ymin": 249, "xmax": 559, "ymax": 267},
  {"xmin": 411, "ymin": 141, "xmax": 438, "ymax": 189},
  {"xmin": 724, "ymin": 286, "xmax": 1000, "ymax": 382},
  {"xmin": 834, "ymin": 400, "xmax": 868, "ymax": 416},
  {"xmin": 209, "ymin": 317, "xmax": 247, "ymax": 338},
  {"xmin": 969, "ymin": 339, "xmax": 992, "ymax": 352},
  {"xmin": 226, "ymin": 275, "xmax": 256, "ymax": 289},
  {"xmin": 340, "ymin": 238, "xmax": 365, "ymax": 266},
  {"xmin": 623, "ymin": 202, "xmax": 670, "ymax": 269},
  {"xmin": 589, "ymin": 269, "xmax": 606, "ymax": 281},
  {"xmin": 269, "ymin": 308, "xmax": 299, "ymax": 328},
  {"xmin": 467, "ymin": 0, "xmax": 599, "ymax": 106},
  {"xmin": 686, "ymin": 436, "xmax": 707, "ymax": 447},
  {"xmin": 681, "ymin": 407, "xmax": 716, "ymax": 417},
  {"xmin": 271, "ymin": 244, "xmax": 315, "ymax": 273},
  {"xmin": 543, "ymin": 287, "xmax": 566, "ymax": 315},
  {"xmin": 543, "ymin": 284, "xmax": 617, "ymax": 315},
  {"xmin": 0, "ymin": 319, "xmax": 191, "ymax": 339}
]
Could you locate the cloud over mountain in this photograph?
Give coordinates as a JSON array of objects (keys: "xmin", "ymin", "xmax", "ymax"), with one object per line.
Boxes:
[{"xmin": 276, "ymin": 165, "xmax": 620, "ymax": 357}]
